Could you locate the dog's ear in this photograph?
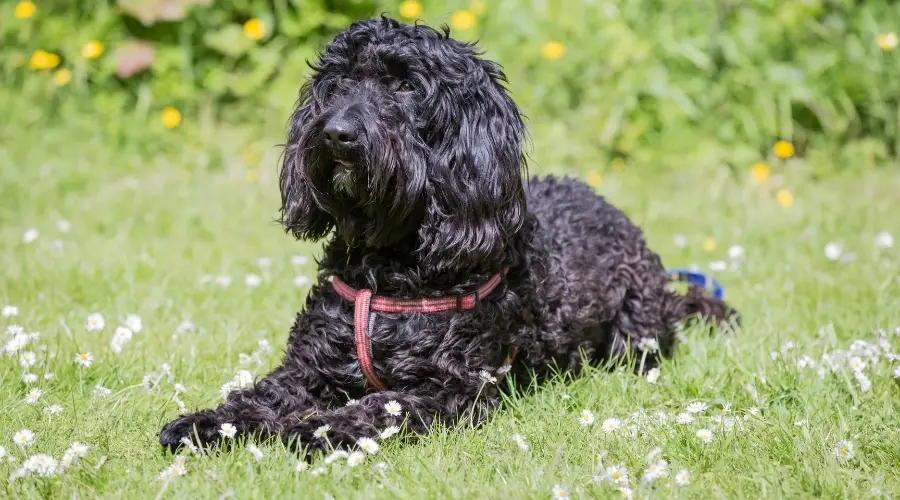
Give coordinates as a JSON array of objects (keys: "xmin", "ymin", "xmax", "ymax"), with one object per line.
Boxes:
[
  {"xmin": 279, "ymin": 84, "xmax": 334, "ymax": 241},
  {"xmin": 418, "ymin": 53, "xmax": 527, "ymax": 272}
]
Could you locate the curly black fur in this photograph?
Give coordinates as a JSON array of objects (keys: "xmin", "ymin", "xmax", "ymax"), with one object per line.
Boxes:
[{"xmin": 160, "ymin": 17, "xmax": 737, "ymax": 455}]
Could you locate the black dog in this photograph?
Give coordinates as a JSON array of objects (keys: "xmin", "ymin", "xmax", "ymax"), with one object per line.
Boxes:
[{"xmin": 160, "ymin": 17, "xmax": 736, "ymax": 454}]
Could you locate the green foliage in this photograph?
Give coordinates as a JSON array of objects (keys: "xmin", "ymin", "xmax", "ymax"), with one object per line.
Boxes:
[{"xmin": 3, "ymin": 0, "xmax": 900, "ymax": 170}]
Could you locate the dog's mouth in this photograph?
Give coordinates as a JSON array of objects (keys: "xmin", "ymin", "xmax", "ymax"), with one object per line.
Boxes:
[{"xmin": 332, "ymin": 159, "xmax": 360, "ymax": 199}]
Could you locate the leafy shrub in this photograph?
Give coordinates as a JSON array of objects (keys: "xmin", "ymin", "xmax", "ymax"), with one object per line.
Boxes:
[{"xmin": 3, "ymin": 0, "xmax": 900, "ymax": 170}]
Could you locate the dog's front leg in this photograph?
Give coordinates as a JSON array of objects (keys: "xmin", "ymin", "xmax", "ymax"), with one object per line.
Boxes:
[
  {"xmin": 280, "ymin": 385, "xmax": 496, "ymax": 455},
  {"xmin": 159, "ymin": 362, "xmax": 323, "ymax": 451}
]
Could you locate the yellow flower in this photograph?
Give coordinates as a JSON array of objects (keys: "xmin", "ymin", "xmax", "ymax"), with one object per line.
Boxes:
[
  {"xmin": 160, "ymin": 107, "xmax": 182, "ymax": 129},
  {"xmin": 702, "ymin": 237, "xmax": 717, "ymax": 252},
  {"xmin": 29, "ymin": 50, "xmax": 60, "ymax": 71},
  {"xmin": 246, "ymin": 170, "xmax": 260, "ymax": 183},
  {"xmin": 81, "ymin": 40, "xmax": 104, "ymax": 60},
  {"xmin": 450, "ymin": 9, "xmax": 476, "ymax": 31},
  {"xmin": 398, "ymin": 0, "xmax": 422, "ymax": 20},
  {"xmin": 773, "ymin": 140, "xmax": 794, "ymax": 159},
  {"xmin": 776, "ymin": 188, "xmax": 794, "ymax": 208},
  {"xmin": 586, "ymin": 172, "xmax": 603, "ymax": 188},
  {"xmin": 877, "ymin": 32, "xmax": 898, "ymax": 51},
  {"xmin": 243, "ymin": 18, "xmax": 266, "ymax": 41},
  {"xmin": 470, "ymin": 0, "xmax": 486, "ymax": 15},
  {"xmin": 14, "ymin": 1, "xmax": 36, "ymax": 19},
  {"xmin": 53, "ymin": 69, "xmax": 72, "ymax": 87},
  {"xmin": 750, "ymin": 162, "xmax": 771, "ymax": 184},
  {"xmin": 541, "ymin": 41, "xmax": 566, "ymax": 61}
]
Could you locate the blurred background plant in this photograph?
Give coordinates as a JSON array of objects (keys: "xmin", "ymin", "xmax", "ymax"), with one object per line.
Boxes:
[{"xmin": 3, "ymin": 0, "xmax": 899, "ymax": 174}]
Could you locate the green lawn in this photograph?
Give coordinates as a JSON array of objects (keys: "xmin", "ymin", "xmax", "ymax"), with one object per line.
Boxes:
[{"xmin": 1, "ymin": 114, "xmax": 899, "ymax": 499}]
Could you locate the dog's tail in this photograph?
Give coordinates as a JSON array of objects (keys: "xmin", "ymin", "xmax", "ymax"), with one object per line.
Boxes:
[{"xmin": 663, "ymin": 282, "xmax": 739, "ymax": 331}]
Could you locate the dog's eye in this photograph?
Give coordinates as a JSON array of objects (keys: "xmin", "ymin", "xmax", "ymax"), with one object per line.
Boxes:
[{"xmin": 396, "ymin": 80, "xmax": 414, "ymax": 93}]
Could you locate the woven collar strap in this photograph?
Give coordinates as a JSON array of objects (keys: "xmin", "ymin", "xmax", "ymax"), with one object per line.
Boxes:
[{"xmin": 331, "ymin": 270, "xmax": 508, "ymax": 391}]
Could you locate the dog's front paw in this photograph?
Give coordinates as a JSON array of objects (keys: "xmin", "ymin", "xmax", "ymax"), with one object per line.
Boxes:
[{"xmin": 159, "ymin": 410, "xmax": 221, "ymax": 451}]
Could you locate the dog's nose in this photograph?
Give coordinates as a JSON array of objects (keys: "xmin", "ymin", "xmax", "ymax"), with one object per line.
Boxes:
[{"xmin": 324, "ymin": 117, "xmax": 359, "ymax": 148}]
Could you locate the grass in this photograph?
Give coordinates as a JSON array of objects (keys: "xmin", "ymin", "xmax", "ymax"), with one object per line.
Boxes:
[{"xmin": 1, "ymin": 112, "xmax": 899, "ymax": 499}]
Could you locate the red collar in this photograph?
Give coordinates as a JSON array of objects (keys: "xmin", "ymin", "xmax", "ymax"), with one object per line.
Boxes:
[{"xmin": 331, "ymin": 270, "xmax": 508, "ymax": 391}]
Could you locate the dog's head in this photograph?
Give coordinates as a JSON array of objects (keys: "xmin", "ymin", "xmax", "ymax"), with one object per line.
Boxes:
[{"xmin": 279, "ymin": 17, "xmax": 527, "ymax": 272}]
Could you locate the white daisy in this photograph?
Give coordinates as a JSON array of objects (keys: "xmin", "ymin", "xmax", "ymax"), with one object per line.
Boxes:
[
  {"xmin": 175, "ymin": 321, "xmax": 195, "ymax": 335},
  {"xmin": 219, "ymin": 423, "xmax": 237, "ymax": 439},
  {"xmin": 13, "ymin": 429, "xmax": 35, "ymax": 447},
  {"xmin": 292, "ymin": 255, "xmax": 309, "ymax": 266},
  {"xmin": 6, "ymin": 333, "xmax": 30, "ymax": 354},
  {"xmin": 855, "ymin": 370, "xmax": 872, "ymax": 392},
  {"xmin": 379, "ymin": 426, "xmax": 401, "ymax": 440},
  {"xmin": 479, "ymin": 370, "xmax": 497, "ymax": 384},
  {"xmin": 94, "ymin": 384, "xmax": 112, "ymax": 397},
  {"xmin": 74, "ymin": 352, "xmax": 93, "ymax": 367},
  {"xmin": 618, "ymin": 486, "xmax": 634, "ymax": 499},
  {"xmin": 23, "ymin": 454, "xmax": 57, "ymax": 477},
  {"xmin": 646, "ymin": 367, "xmax": 660, "ymax": 384},
  {"xmin": 372, "ymin": 462, "xmax": 388, "ymax": 473},
  {"xmin": 675, "ymin": 412, "xmax": 695, "ymax": 424},
  {"xmin": 849, "ymin": 356, "xmax": 866, "ymax": 372},
  {"xmin": 638, "ymin": 338, "xmax": 659, "ymax": 353},
  {"xmin": 345, "ymin": 398, "xmax": 359, "ymax": 406},
  {"xmin": 214, "ymin": 275, "xmax": 232, "ymax": 287},
  {"xmin": 125, "ymin": 314, "xmax": 143, "ymax": 333},
  {"xmin": 834, "ymin": 440, "xmax": 855, "ymax": 461},
  {"xmin": 55, "ymin": 219, "xmax": 72, "ymax": 232},
  {"xmin": 19, "ymin": 351, "xmax": 37, "ymax": 368},
  {"xmin": 244, "ymin": 273, "xmax": 262, "ymax": 288},
  {"xmin": 257, "ymin": 257, "xmax": 272, "ymax": 268},
  {"xmin": 875, "ymin": 231, "xmax": 894, "ymax": 249},
  {"xmin": 601, "ymin": 417, "xmax": 623, "ymax": 434},
  {"xmin": 159, "ymin": 456, "xmax": 188, "ymax": 479},
  {"xmin": 384, "ymin": 400, "xmax": 402, "ymax": 417},
  {"xmin": 824, "ymin": 242, "xmax": 842, "ymax": 261},
  {"xmin": 313, "ymin": 424, "xmax": 330, "ymax": 439},
  {"xmin": 309, "ymin": 466, "xmax": 326, "ymax": 476},
  {"xmin": 246, "ymin": 444, "xmax": 264, "ymax": 461},
  {"xmin": 709, "ymin": 260, "xmax": 727, "ymax": 272},
  {"xmin": 44, "ymin": 404, "xmax": 63, "ymax": 415},
  {"xmin": 357, "ymin": 437, "xmax": 379, "ymax": 455},
  {"xmin": 686, "ymin": 401, "xmax": 708, "ymax": 413},
  {"xmin": 174, "ymin": 383, "xmax": 187, "ymax": 394},
  {"xmin": 295, "ymin": 461, "xmax": 309, "ymax": 472},
  {"xmin": 604, "ymin": 465, "xmax": 629, "ymax": 485},
  {"xmin": 85, "ymin": 313, "xmax": 105, "ymax": 332},
  {"xmin": 551, "ymin": 484, "xmax": 569, "ymax": 499},
  {"xmin": 797, "ymin": 356, "xmax": 815, "ymax": 369},
  {"xmin": 696, "ymin": 428, "xmax": 714, "ymax": 443},
  {"xmin": 346, "ymin": 451, "xmax": 365, "ymax": 467},
  {"xmin": 893, "ymin": 365, "xmax": 900, "ymax": 379},
  {"xmin": 293, "ymin": 275, "xmax": 311, "ymax": 288},
  {"xmin": 674, "ymin": 469, "xmax": 690, "ymax": 486},
  {"xmin": 497, "ymin": 364, "xmax": 512, "ymax": 375},
  {"xmin": 23, "ymin": 228, "xmax": 39, "ymax": 244},
  {"xmin": 110, "ymin": 327, "xmax": 133, "ymax": 354},
  {"xmin": 511, "ymin": 433, "xmax": 529, "ymax": 451},
  {"xmin": 21, "ymin": 373, "xmax": 38, "ymax": 384},
  {"xmin": 1, "ymin": 305, "xmax": 18, "ymax": 317},
  {"xmin": 578, "ymin": 409, "xmax": 595, "ymax": 427},
  {"xmin": 24, "ymin": 388, "xmax": 42, "ymax": 405},
  {"xmin": 233, "ymin": 370, "xmax": 254, "ymax": 389},
  {"xmin": 642, "ymin": 459, "xmax": 669, "ymax": 483},
  {"xmin": 727, "ymin": 245, "xmax": 745, "ymax": 260},
  {"xmin": 672, "ymin": 234, "xmax": 688, "ymax": 248},
  {"xmin": 324, "ymin": 450, "xmax": 348, "ymax": 465}
]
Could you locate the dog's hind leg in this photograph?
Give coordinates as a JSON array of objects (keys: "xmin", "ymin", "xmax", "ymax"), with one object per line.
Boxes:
[
  {"xmin": 662, "ymin": 285, "xmax": 739, "ymax": 329},
  {"xmin": 159, "ymin": 362, "xmax": 324, "ymax": 451}
]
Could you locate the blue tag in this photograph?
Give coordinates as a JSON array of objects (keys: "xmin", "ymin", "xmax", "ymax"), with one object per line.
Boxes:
[{"xmin": 667, "ymin": 269, "xmax": 724, "ymax": 299}]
